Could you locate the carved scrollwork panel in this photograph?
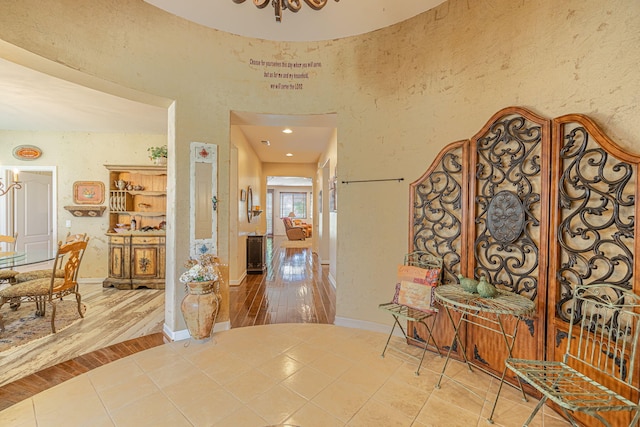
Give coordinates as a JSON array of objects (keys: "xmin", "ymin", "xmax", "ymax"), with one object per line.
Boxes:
[
  {"xmin": 473, "ymin": 113, "xmax": 545, "ymax": 300},
  {"xmin": 555, "ymin": 121, "xmax": 636, "ymax": 321},
  {"xmin": 411, "ymin": 143, "xmax": 465, "ymax": 285}
]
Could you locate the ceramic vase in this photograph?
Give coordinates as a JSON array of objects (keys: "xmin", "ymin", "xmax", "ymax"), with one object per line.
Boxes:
[
  {"xmin": 181, "ymin": 280, "xmax": 220, "ymax": 340},
  {"xmin": 154, "ymin": 156, "xmax": 167, "ymax": 166}
]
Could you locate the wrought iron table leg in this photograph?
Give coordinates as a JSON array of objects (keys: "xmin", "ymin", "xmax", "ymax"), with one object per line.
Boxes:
[
  {"xmin": 436, "ymin": 307, "xmax": 469, "ymax": 389},
  {"xmin": 486, "ymin": 315, "xmax": 528, "ymax": 423}
]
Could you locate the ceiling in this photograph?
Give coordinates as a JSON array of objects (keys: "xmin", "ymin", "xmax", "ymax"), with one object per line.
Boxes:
[
  {"xmin": 0, "ymin": 1, "xmax": 445, "ymax": 164},
  {"xmin": 231, "ymin": 111, "xmax": 336, "ymax": 164},
  {"xmin": 0, "ymin": 57, "xmax": 167, "ymax": 134},
  {"xmin": 144, "ymin": 0, "xmax": 446, "ymax": 42}
]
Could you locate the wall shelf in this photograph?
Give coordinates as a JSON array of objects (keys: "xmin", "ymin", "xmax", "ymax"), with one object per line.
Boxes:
[{"xmin": 64, "ymin": 205, "xmax": 107, "ymax": 217}]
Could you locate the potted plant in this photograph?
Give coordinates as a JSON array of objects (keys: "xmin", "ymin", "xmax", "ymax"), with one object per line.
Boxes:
[{"xmin": 147, "ymin": 145, "xmax": 168, "ymax": 165}]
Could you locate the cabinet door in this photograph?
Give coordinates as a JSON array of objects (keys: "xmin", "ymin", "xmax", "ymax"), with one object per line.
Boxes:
[
  {"xmin": 247, "ymin": 235, "xmax": 265, "ymax": 273},
  {"xmin": 130, "ymin": 236, "xmax": 165, "ymax": 280},
  {"xmin": 108, "ymin": 236, "xmax": 130, "ymax": 280}
]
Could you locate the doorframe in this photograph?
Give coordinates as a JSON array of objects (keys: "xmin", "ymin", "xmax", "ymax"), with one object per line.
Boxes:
[
  {"xmin": 319, "ymin": 159, "xmax": 331, "ymax": 264},
  {"xmin": 0, "ymin": 165, "xmax": 57, "ymax": 247}
]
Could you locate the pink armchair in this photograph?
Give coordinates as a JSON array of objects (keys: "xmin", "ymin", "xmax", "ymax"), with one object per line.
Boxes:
[
  {"xmin": 292, "ymin": 219, "xmax": 312, "ymax": 237},
  {"xmin": 282, "ymin": 217, "xmax": 307, "ymax": 240}
]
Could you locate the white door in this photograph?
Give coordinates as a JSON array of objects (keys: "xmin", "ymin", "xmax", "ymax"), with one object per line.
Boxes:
[{"xmin": 14, "ymin": 171, "xmax": 54, "ymax": 252}]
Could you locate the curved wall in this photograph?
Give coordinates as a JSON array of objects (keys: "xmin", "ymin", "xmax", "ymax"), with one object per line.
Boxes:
[{"xmin": 1, "ymin": 0, "xmax": 638, "ymax": 332}]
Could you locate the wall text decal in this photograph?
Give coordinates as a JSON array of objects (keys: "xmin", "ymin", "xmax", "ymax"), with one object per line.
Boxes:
[{"xmin": 249, "ymin": 58, "xmax": 322, "ymax": 90}]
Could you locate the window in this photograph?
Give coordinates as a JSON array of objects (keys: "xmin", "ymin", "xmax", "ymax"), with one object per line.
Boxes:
[{"xmin": 280, "ymin": 192, "xmax": 307, "ymax": 219}]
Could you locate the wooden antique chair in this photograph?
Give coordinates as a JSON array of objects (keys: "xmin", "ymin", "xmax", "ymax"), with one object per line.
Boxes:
[
  {"xmin": 0, "ymin": 233, "xmax": 19, "ymax": 284},
  {"xmin": 13, "ymin": 233, "xmax": 87, "ymax": 283},
  {"xmin": 0, "ymin": 236, "xmax": 89, "ymax": 333},
  {"xmin": 378, "ymin": 251, "xmax": 443, "ymax": 375},
  {"xmin": 282, "ymin": 217, "xmax": 307, "ymax": 241},
  {"xmin": 506, "ymin": 284, "xmax": 640, "ymax": 427}
]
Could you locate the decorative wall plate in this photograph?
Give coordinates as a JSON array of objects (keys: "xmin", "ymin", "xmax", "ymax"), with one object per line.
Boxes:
[
  {"xmin": 12, "ymin": 145, "xmax": 42, "ymax": 160},
  {"xmin": 73, "ymin": 181, "xmax": 105, "ymax": 204}
]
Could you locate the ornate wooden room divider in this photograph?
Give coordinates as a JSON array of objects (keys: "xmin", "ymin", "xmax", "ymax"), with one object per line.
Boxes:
[{"xmin": 409, "ymin": 106, "xmax": 640, "ymax": 425}]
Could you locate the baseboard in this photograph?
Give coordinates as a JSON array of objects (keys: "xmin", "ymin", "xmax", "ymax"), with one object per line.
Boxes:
[
  {"xmin": 334, "ymin": 316, "xmax": 402, "ymax": 337},
  {"xmin": 79, "ymin": 278, "xmax": 105, "ymax": 285},
  {"xmin": 229, "ymin": 271, "xmax": 246, "ymax": 286},
  {"xmin": 328, "ymin": 272, "xmax": 336, "ymax": 289},
  {"xmin": 215, "ymin": 320, "xmax": 231, "ymax": 332},
  {"xmin": 163, "ymin": 320, "xmax": 231, "ymax": 342},
  {"xmin": 164, "ymin": 325, "xmax": 190, "ymax": 341}
]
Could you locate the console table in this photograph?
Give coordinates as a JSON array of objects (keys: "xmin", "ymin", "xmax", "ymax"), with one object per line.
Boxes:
[{"xmin": 434, "ymin": 284, "xmax": 535, "ymax": 424}]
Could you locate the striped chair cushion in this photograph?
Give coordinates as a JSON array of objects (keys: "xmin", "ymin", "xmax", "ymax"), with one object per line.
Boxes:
[
  {"xmin": 0, "ymin": 270, "xmax": 19, "ymax": 280},
  {"xmin": 15, "ymin": 270, "xmax": 64, "ymax": 283},
  {"xmin": 0, "ymin": 278, "xmax": 64, "ymax": 298}
]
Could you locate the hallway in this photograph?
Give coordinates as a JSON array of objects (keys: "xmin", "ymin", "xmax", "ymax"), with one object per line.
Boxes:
[{"xmin": 230, "ymin": 238, "xmax": 335, "ymax": 327}]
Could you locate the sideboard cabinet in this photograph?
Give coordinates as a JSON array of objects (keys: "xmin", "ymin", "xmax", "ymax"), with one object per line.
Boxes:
[
  {"xmin": 104, "ymin": 164, "xmax": 166, "ymax": 290},
  {"xmin": 103, "ymin": 232, "xmax": 166, "ymax": 290}
]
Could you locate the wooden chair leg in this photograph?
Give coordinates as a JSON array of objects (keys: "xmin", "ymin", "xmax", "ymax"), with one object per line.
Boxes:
[
  {"xmin": 50, "ymin": 299, "xmax": 57, "ymax": 333},
  {"xmin": 75, "ymin": 292, "xmax": 84, "ymax": 318},
  {"xmin": 0, "ymin": 297, "xmax": 6, "ymax": 332}
]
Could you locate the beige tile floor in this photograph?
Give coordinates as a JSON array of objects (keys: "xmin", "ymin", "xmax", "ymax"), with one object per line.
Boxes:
[{"xmin": 1, "ymin": 324, "xmax": 570, "ymax": 427}]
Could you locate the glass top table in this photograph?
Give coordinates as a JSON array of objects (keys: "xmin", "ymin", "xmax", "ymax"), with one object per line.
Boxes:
[{"xmin": 0, "ymin": 249, "xmax": 56, "ymax": 269}]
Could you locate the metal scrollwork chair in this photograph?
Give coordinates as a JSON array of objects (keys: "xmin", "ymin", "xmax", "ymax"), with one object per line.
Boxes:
[
  {"xmin": 0, "ymin": 236, "xmax": 89, "ymax": 333},
  {"xmin": 506, "ymin": 284, "xmax": 640, "ymax": 427},
  {"xmin": 378, "ymin": 251, "xmax": 443, "ymax": 375}
]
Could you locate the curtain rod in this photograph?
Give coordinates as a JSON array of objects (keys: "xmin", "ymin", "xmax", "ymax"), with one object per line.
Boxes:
[{"xmin": 341, "ymin": 178, "xmax": 404, "ymax": 184}]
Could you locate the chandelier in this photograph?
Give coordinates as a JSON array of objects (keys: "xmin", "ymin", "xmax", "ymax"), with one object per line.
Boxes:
[
  {"xmin": 0, "ymin": 171, "xmax": 22, "ymax": 197},
  {"xmin": 232, "ymin": 0, "xmax": 340, "ymax": 22}
]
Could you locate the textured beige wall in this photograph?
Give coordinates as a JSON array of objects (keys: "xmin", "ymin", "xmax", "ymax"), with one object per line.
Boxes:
[
  {"xmin": 230, "ymin": 125, "xmax": 263, "ymax": 284},
  {"xmin": 329, "ymin": 0, "xmax": 640, "ymax": 327},
  {"xmin": 0, "ymin": 0, "xmax": 639, "ymax": 331},
  {"xmin": 316, "ymin": 129, "xmax": 338, "ymax": 273},
  {"xmin": 0, "ymin": 131, "xmax": 165, "ymax": 278}
]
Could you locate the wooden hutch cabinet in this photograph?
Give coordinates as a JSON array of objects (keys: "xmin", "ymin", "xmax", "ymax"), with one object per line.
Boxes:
[{"xmin": 103, "ymin": 164, "xmax": 166, "ymax": 290}]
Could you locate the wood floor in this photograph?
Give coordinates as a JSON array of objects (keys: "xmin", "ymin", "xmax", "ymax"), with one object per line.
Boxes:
[
  {"xmin": 230, "ymin": 241, "xmax": 335, "ymax": 326},
  {"xmin": 0, "ymin": 238, "xmax": 335, "ymax": 411}
]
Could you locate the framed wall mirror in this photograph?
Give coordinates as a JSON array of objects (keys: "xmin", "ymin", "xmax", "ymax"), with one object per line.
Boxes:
[
  {"xmin": 247, "ymin": 186, "xmax": 253, "ymax": 223},
  {"xmin": 190, "ymin": 142, "xmax": 218, "ymax": 257}
]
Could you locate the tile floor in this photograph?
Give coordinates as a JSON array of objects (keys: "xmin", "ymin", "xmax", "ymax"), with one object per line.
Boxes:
[{"xmin": 1, "ymin": 324, "xmax": 570, "ymax": 426}]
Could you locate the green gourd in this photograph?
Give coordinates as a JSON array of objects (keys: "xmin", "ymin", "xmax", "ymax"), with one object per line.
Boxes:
[
  {"xmin": 457, "ymin": 274, "xmax": 478, "ymax": 293},
  {"xmin": 477, "ymin": 276, "xmax": 498, "ymax": 298}
]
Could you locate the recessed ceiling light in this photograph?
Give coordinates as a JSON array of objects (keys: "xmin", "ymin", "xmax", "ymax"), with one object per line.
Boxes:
[
  {"xmin": 286, "ymin": 153, "xmax": 293, "ymax": 157},
  {"xmin": 282, "ymin": 128, "xmax": 293, "ymax": 134},
  {"xmin": 261, "ymin": 140, "xmax": 271, "ymax": 146}
]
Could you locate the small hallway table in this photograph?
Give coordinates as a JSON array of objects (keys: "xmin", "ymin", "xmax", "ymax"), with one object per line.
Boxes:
[{"xmin": 433, "ymin": 284, "xmax": 535, "ymax": 424}]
